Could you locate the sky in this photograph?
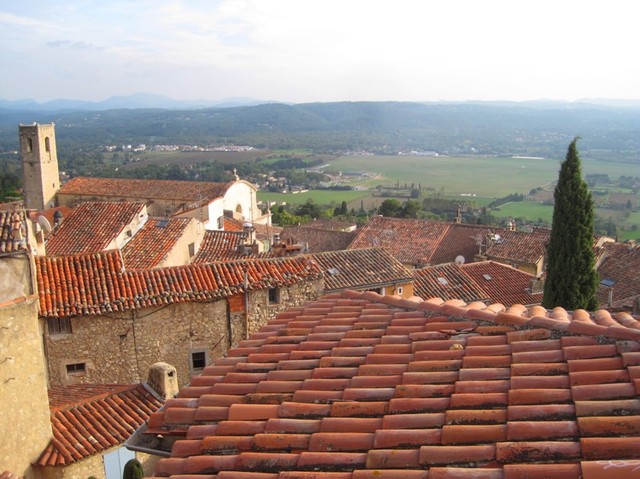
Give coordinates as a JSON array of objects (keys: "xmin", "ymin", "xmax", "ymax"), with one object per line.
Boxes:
[{"xmin": 1, "ymin": 0, "xmax": 640, "ymax": 104}]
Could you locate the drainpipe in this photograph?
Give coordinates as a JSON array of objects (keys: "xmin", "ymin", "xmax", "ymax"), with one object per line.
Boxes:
[{"xmin": 244, "ymin": 268, "xmax": 249, "ymax": 340}]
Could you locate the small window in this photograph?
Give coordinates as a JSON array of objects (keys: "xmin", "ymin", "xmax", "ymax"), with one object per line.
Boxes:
[
  {"xmin": 217, "ymin": 216, "xmax": 224, "ymax": 229},
  {"xmin": 190, "ymin": 350, "xmax": 207, "ymax": 372},
  {"xmin": 66, "ymin": 362, "xmax": 86, "ymax": 375},
  {"xmin": 45, "ymin": 137, "xmax": 51, "ymax": 152},
  {"xmin": 397, "ymin": 286, "xmax": 404, "ymax": 295},
  {"xmin": 48, "ymin": 317, "xmax": 72, "ymax": 335},
  {"xmin": 188, "ymin": 242, "xmax": 195, "ymax": 257},
  {"xmin": 26, "ymin": 138, "xmax": 33, "ymax": 152},
  {"xmin": 268, "ymin": 287, "xmax": 280, "ymax": 305}
]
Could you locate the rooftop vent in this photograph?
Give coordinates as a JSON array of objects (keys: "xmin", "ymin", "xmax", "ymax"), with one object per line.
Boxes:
[
  {"xmin": 483, "ymin": 274, "xmax": 492, "ymax": 281},
  {"xmin": 437, "ymin": 277, "xmax": 448, "ymax": 286}
]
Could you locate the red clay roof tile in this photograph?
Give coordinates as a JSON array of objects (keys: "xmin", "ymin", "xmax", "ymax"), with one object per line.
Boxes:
[
  {"xmin": 38, "ymin": 384, "xmax": 163, "ymax": 466},
  {"xmin": 146, "ymin": 289, "xmax": 640, "ymax": 477},
  {"xmin": 36, "ymin": 250, "xmax": 322, "ymax": 317}
]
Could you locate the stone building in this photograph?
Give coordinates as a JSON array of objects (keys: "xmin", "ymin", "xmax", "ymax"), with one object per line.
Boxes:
[
  {"xmin": 0, "ymin": 207, "xmax": 52, "ymax": 479},
  {"xmin": 36, "ymin": 250, "xmax": 323, "ymax": 388},
  {"xmin": 19, "ymin": 123, "xmax": 60, "ymax": 211}
]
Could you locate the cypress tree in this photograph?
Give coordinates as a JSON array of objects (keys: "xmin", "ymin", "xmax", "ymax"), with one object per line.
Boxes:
[
  {"xmin": 123, "ymin": 459, "xmax": 144, "ymax": 479},
  {"xmin": 543, "ymin": 138, "xmax": 599, "ymax": 310}
]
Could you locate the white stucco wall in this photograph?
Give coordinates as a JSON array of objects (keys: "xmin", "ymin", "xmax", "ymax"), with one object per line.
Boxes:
[{"xmin": 223, "ymin": 181, "xmax": 258, "ymax": 223}]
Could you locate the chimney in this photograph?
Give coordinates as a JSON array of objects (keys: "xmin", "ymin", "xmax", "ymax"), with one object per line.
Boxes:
[
  {"xmin": 243, "ymin": 221, "xmax": 256, "ymax": 245},
  {"xmin": 147, "ymin": 362, "xmax": 179, "ymax": 400}
]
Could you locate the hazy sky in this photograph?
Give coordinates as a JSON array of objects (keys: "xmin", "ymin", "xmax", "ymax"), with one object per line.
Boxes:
[{"xmin": 2, "ymin": 0, "xmax": 639, "ymax": 103}]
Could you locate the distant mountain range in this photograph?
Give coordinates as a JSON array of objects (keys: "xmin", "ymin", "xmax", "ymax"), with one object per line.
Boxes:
[
  {"xmin": 3, "ymin": 94, "xmax": 640, "ymax": 112},
  {"xmin": 0, "ymin": 93, "xmax": 272, "ymax": 111}
]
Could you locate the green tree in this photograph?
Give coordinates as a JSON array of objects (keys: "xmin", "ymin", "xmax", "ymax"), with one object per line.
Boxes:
[
  {"xmin": 543, "ymin": 138, "xmax": 599, "ymax": 310},
  {"xmin": 378, "ymin": 198, "xmax": 402, "ymax": 217},
  {"xmin": 123, "ymin": 459, "xmax": 144, "ymax": 479}
]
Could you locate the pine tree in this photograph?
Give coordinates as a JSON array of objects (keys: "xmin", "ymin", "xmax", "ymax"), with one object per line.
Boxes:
[{"xmin": 543, "ymin": 138, "xmax": 599, "ymax": 310}]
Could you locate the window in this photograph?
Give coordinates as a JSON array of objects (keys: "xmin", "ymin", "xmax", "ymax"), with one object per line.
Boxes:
[
  {"xmin": 26, "ymin": 138, "xmax": 33, "ymax": 152},
  {"xmin": 188, "ymin": 242, "xmax": 195, "ymax": 257},
  {"xmin": 190, "ymin": 350, "xmax": 207, "ymax": 372},
  {"xmin": 66, "ymin": 362, "xmax": 86, "ymax": 375},
  {"xmin": 45, "ymin": 137, "xmax": 50, "ymax": 152},
  {"xmin": 48, "ymin": 317, "xmax": 72, "ymax": 335},
  {"xmin": 217, "ymin": 216, "xmax": 224, "ymax": 229},
  {"xmin": 268, "ymin": 287, "xmax": 280, "ymax": 305},
  {"xmin": 396, "ymin": 286, "xmax": 404, "ymax": 295}
]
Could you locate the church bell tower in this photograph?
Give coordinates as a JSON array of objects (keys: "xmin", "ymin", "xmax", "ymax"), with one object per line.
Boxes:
[{"xmin": 19, "ymin": 123, "xmax": 61, "ymax": 211}]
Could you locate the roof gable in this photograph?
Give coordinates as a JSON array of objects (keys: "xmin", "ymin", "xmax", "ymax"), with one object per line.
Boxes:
[
  {"xmin": 38, "ymin": 384, "xmax": 163, "ymax": 466},
  {"xmin": 146, "ymin": 290, "xmax": 640, "ymax": 478},
  {"xmin": 122, "ymin": 217, "xmax": 193, "ymax": 269},
  {"xmin": 45, "ymin": 201, "xmax": 146, "ymax": 256}
]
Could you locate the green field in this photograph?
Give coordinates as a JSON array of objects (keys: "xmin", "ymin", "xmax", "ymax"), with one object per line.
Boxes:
[
  {"xmin": 258, "ymin": 189, "xmax": 369, "ymax": 206},
  {"xmin": 491, "ymin": 201, "xmax": 554, "ymax": 223},
  {"xmin": 326, "ymin": 155, "xmax": 639, "ymax": 198}
]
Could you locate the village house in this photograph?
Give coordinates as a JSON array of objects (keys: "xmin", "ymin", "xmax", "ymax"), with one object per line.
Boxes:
[
  {"xmin": 1, "ymin": 206, "xmax": 169, "ymax": 479},
  {"xmin": 308, "ymin": 247, "xmax": 415, "ymax": 297},
  {"xmin": 44, "ymin": 201, "xmax": 149, "ymax": 256},
  {"xmin": 0, "ymin": 207, "xmax": 52, "ymax": 479},
  {"xmin": 414, "ymin": 260, "xmax": 544, "ymax": 306},
  {"xmin": 121, "ymin": 216, "xmax": 205, "ymax": 269},
  {"xmin": 132, "ymin": 289, "xmax": 640, "ymax": 478},
  {"xmin": 348, "ymin": 216, "xmax": 554, "ymax": 274},
  {"xmin": 596, "ymin": 241, "xmax": 640, "ymax": 311},
  {"xmin": 34, "ymin": 365, "xmax": 172, "ymax": 479},
  {"xmin": 36, "ymin": 249, "xmax": 323, "ymax": 389}
]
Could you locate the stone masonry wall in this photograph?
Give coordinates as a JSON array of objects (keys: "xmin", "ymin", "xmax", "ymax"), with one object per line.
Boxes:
[
  {"xmin": 0, "ymin": 297, "xmax": 52, "ymax": 479},
  {"xmin": 43, "ymin": 278, "xmax": 323, "ymax": 389}
]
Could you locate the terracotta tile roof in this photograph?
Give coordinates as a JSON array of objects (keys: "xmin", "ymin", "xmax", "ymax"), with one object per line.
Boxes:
[
  {"xmin": 460, "ymin": 261, "xmax": 544, "ymax": 306},
  {"xmin": 122, "ymin": 217, "xmax": 193, "ymax": 269},
  {"xmin": 484, "ymin": 229, "xmax": 549, "ymax": 266},
  {"xmin": 279, "ymin": 226, "xmax": 357, "ymax": 253},
  {"xmin": 597, "ymin": 241, "xmax": 640, "ymax": 309},
  {"xmin": 413, "ymin": 263, "xmax": 490, "ymax": 303},
  {"xmin": 309, "ymin": 248, "xmax": 413, "ymax": 292},
  {"xmin": 224, "ymin": 216, "xmax": 244, "ymax": 232},
  {"xmin": 147, "ymin": 289, "xmax": 640, "ymax": 478},
  {"xmin": 0, "ymin": 207, "xmax": 28, "ymax": 254},
  {"xmin": 38, "ymin": 384, "xmax": 163, "ymax": 466},
  {"xmin": 193, "ymin": 231, "xmax": 250, "ymax": 263},
  {"xmin": 349, "ymin": 218, "xmax": 550, "ymax": 269},
  {"xmin": 58, "ymin": 177, "xmax": 232, "ymax": 205},
  {"xmin": 348, "ymin": 217, "xmax": 451, "ymax": 266},
  {"xmin": 415, "ymin": 261, "xmax": 543, "ymax": 307},
  {"xmin": 35, "ymin": 250, "xmax": 322, "ymax": 317},
  {"xmin": 45, "ymin": 201, "xmax": 146, "ymax": 256}
]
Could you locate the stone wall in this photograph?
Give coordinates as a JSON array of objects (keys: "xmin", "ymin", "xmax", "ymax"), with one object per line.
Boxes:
[
  {"xmin": 244, "ymin": 279, "xmax": 324, "ymax": 337},
  {"xmin": 0, "ymin": 297, "xmax": 52, "ymax": 479},
  {"xmin": 43, "ymin": 279, "xmax": 323, "ymax": 389}
]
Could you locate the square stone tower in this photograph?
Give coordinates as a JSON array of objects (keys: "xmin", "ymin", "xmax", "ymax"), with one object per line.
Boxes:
[{"xmin": 19, "ymin": 123, "xmax": 60, "ymax": 211}]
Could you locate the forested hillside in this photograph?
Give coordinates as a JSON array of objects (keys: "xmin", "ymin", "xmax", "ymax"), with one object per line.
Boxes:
[{"xmin": 1, "ymin": 101, "xmax": 639, "ymax": 160}]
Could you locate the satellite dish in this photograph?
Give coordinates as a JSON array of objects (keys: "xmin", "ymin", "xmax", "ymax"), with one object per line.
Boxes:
[
  {"xmin": 455, "ymin": 255, "xmax": 465, "ymax": 265},
  {"xmin": 38, "ymin": 215, "xmax": 52, "ymax": 234}
]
